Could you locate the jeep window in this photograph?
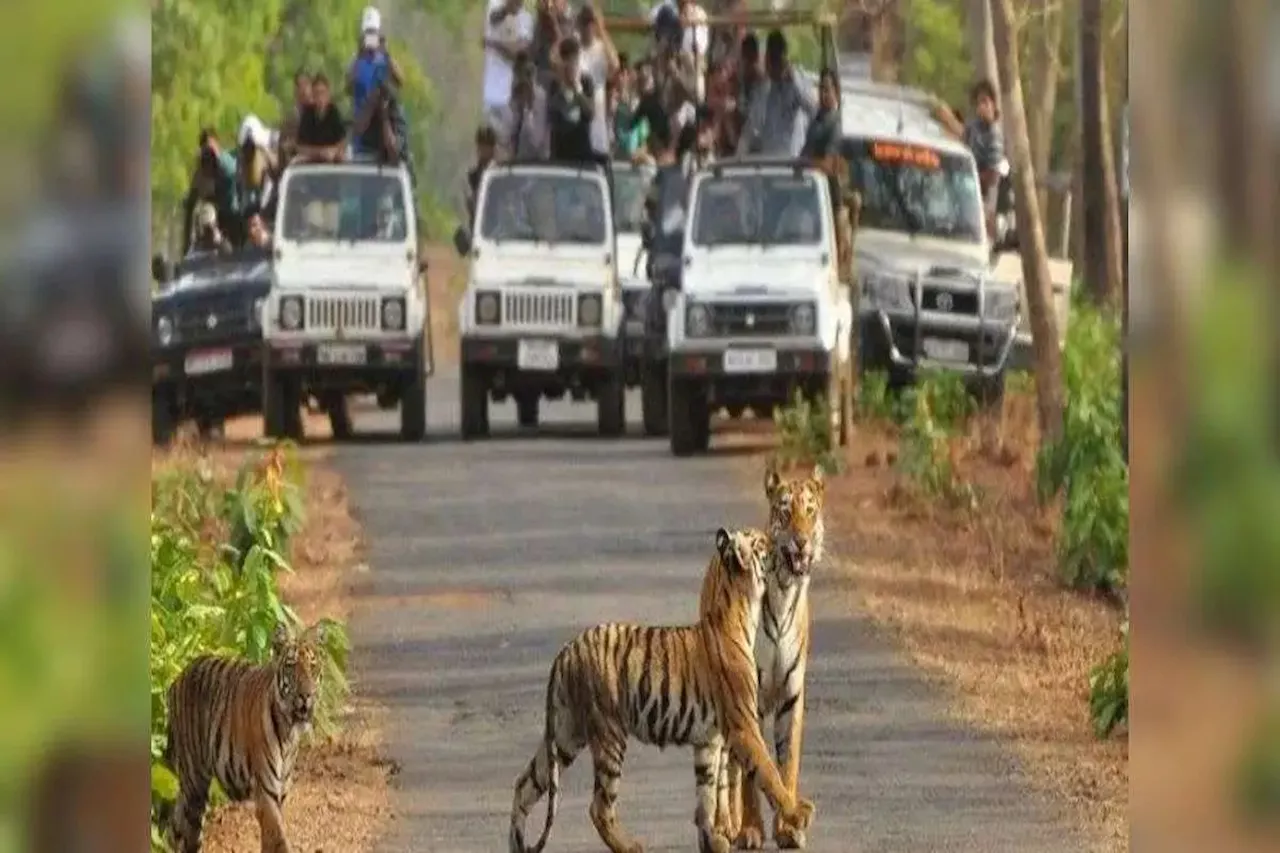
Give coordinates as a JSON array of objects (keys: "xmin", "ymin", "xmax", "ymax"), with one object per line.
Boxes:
[
  {"xmin": 279, "ymin": 172, "xmax": 409, "ymax": 242},
  {"xmin": 843, "ymin": 139, "xmax": 984, "ymax": 243},
  {"xmin": 612, "ymin": 166, "xmax": 652, "ymax": 233},
  {"xmin": 479, "ymin": 173, "xmax": 607, "ymax": 245},
  {"xmin": 690, "ymin": 173, "xmax": 823, "ymax": 247}
]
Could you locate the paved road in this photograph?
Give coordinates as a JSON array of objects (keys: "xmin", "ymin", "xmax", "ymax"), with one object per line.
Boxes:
[{"xmin": 336, "ymin": 374, "xmax": 1087, "ymax": 853}]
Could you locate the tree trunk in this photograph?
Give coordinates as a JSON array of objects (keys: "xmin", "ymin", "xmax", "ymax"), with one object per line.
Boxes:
[
  {"xmin": 1026, "ymin": 0, "xmax": 1063, "ymax": 204},
  {"xmin": 965, "ymin": 0, "xmax": 1000, "ymax": 91},
  {"xmin": 868, "ymin": 4, "xmax": 902, "ymax": 83},
  {"xmin": 991, "ymin": 0, "xmax": 1065, "ymax": 446},
  {"xmin": 1079, "ymin": 0, "xmax": 1124, "ymax": 306}
]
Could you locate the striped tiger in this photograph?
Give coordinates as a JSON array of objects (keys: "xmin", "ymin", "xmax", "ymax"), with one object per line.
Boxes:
[
  {"xmin": 508, "ymin": 526, "xmax": 816, "ymax": 853},
  {"xmin": 724, "ymin": 464, "xmax": 826, "ymax": 849},
  {"xmin": 161, "ymin": 624, "xmax": 323, "ymax": 853}
]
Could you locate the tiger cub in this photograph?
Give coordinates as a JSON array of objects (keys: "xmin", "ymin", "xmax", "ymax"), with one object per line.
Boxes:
[
  {"xmin": 509, "ymin": 527, "xmax": 816, "ymax": 853},
  {"xmin": 161, "ymin": 624, "xmax": 323, "ymax": 853},
  {"xmin": 724, "ymin": 464, "xmax": 826, "ymax": 849}
]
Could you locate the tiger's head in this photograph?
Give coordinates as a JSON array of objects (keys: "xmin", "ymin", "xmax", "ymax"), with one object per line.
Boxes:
[
  {"xmin": 713, "ymin": 525, "xmax": 774, "ymax": 598},
  {"xmin": 271, "ymin": 624, "xmax": 322, "ymax": 726},
  {"xmin": 763, "ymin": 462, "xmax": 826, "ymax": 584}
]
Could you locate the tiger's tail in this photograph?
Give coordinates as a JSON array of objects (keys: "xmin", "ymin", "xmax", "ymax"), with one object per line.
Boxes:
[{"xmin": 509, "ymin": 654, "xmax": 571, "ymax": 853}]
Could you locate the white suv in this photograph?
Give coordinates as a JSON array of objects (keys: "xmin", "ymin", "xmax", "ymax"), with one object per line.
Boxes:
[
  {"xmin": 263, "ymin": 159, "xmax": 431, "ymax": 441},
  {"xmin": 452, "ymin": 161, "xmax": 625, "ymax": 439},
  {"xmin": 666, "ymin": 160, "xmax": 854, "ymax": 456}
]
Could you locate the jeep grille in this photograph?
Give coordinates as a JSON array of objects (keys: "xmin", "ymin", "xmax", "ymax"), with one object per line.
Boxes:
[
  {"xmin": 711, "ymin": 302, "xmax": 793, "ymax": 337},
  {"xmin": 307, "ymin": 296, "xmax": 381, "ymax": 332},
  {"xmin": 175, "ymin": 293, "xmax": 256, "ymax": 345},
  {"xmin": 502, "ymin": 290, "xmax": 575, "ymax": 328}
]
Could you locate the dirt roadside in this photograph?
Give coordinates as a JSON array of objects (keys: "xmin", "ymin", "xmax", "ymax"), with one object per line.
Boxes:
[
  {"xmin": 158, "ymin": 416, "xmax": 398, "ymax": 853},
  {"xmin": 737, "ymin": 388, "xmax": 1129, "ymax": 851}
]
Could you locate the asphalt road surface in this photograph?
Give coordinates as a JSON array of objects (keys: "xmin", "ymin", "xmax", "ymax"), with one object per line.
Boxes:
[{"xmin": 337, "ymin": 373, "xmax": 1088, "ymax": 853}]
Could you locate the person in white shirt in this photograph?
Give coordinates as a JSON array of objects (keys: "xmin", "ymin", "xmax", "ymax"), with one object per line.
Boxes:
[
  {"xmin": 483, "ymin": 0, "xmax": 535, "ymax": 133},
  {"xmin": 575, "ymin": 4, "xmax": 620, "ymax": 156}
]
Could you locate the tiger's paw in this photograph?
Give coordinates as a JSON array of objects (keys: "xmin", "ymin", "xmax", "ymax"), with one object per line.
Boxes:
[
  {"xmin": 698, "ymin": 830, "xmax": 733, "ymax": 853},
  {"xmin": 733, "ymin": 825, "xmax": 766, "ymax": 849},
  {"xmin": 774, "ymin": 813, "xmax": 808, "ymax": 849},
  {"xmin": 779, "ymin": 797, "xmax": 815, "ymax": 834}
]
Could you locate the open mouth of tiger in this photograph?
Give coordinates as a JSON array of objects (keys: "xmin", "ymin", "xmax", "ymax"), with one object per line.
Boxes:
[{"xmin": 778, "ymin": 543, "xmax": 810, "ymax": 581}]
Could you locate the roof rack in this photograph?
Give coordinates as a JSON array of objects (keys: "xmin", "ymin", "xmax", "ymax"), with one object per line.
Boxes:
[{"xmin": 704, "ymin": 156, "xmax": 813, "ymax": 177}]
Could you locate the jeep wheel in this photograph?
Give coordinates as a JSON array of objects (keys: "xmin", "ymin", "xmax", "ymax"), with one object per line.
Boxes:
[
  {"xmin": 669, "ymin": 378, "xmax": 709, "ymax": 457},
  {"xmin": 460, "ymin": 366, "xmax": 489, "ymax": 440},
  {"xmin": 264, "ymin": 370, "xmax": 304, "ymax": 442},
  {"xmin": 640, "ymin": 363, "xmax": 668, "ymax": 437},
  {"xmin": 152, "ymin": 387, "xmax": 177, "ymax": 447},
  {"xmin": 596, "ymin": 370, "xmax": 626, "ymax": 438},
  {"xmin": 400, "ymin": 362, "xmax": 427, "ymax": 442},
  {"xmin": 327, "ymin": 395, "xmax": 353, "ymax": 441},
  {"xmin": 516, "ymin": 393, "xmax": 539, "ymax": 429}
]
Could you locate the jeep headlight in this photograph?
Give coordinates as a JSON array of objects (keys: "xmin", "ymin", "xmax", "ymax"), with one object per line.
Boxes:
[
  {"xmin": 686, "ymin": 302, "xmax": 711, "ymax": 337},
  {"xmin": 475, "ymin": 291, "xmax": 500, "ymax": 325},
  {"xmin": 578, "ymin": 293, "xmax": 602, "ymax": 327},
  {"xmin": 279, "ymin": 296, "xmax": 303, "ymax": 330},
  {"xmin": 985, "ymin": 288, "xmax": 1020, "ymax": 321},
  {"xmin": 155, "ymin": 314, "xmax": 174, "ymax": 346},
  {"xmin": 790, "ymin": 302, "xmax": 816, "ymax": 335},
  {"xmin": 862, "ymin": 273, "xmax": 911, "ymax": 311},
  {"xmin": 381, "ymin": 296, "xmax": 406, "ymax": 331}
]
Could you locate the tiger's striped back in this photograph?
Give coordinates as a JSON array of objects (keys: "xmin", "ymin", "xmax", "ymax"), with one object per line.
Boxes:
[{"xmin": 163, "ymin": 626, "xmax": 321, "ymax": 853}]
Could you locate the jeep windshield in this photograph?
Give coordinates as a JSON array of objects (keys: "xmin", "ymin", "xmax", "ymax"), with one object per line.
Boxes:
[
  {"xmin": 279, "ymin": 171, "xmax": 410, "ymax": 243},
  {"xmin": 479, "ymin": 172, "xmax": 607, "ymax": 245},
  {"xmin": 690, "ymin": 172, "xmax": 823, "ymax": 248},
  {"xmin": 843, "ymin": 139, "xmax": 984, "ymax": 243},
  {"xmin": 611, "ymin": 165, "xmax": 652, "ymax": 234}
]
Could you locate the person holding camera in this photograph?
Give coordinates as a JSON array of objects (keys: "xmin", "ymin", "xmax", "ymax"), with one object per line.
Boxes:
[
  {"xmin": 545, "ymin": 36, "xmax": 598, "ymax": 164},
  {"xmin": 483, "ymin": 0, "xmax": 534, "ymax": 133},
  {"xmin": 181, "ymin": 128, "xmax": 241, "ymax": 256}
]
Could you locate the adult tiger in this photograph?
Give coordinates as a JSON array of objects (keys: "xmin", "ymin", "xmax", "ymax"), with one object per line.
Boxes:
[
  {"xmin": 161, "ymin": 624, "xmax": 323, "ymax": 853},
  {"xmin": 508, "ymin": 527, "xmax": 816, "ymax": 853},
  {"xmin": 724, "ymin": 464, "xmax": 826, "ymax": 849}
]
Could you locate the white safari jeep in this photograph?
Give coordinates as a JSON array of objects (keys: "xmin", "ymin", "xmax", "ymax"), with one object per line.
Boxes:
[
  {"xmin": 666, "ymin": 159, "xmax": 854, "ymax": 457},
  {"xmin": 263, "ymin": 158, "xmax": 431, "ymax": 441},
  {"xmin": 452, "ymin": 160, "xmax": 626, "ymax": 438}
]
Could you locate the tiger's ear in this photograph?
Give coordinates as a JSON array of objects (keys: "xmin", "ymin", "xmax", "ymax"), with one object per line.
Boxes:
[
  {"xmin": 764, "ymin": 463, "xmax": 782, "ymax": 501},
  {"xmin": 271, "ymin": 624, "xmax": 293, "ymax": 657},
  {"xmin": 715, "ymin": 527, "xmax": 735, "ymax": 566},
  {"xmin": 810, "ymin": 465, "xmax": 825, "ymax": 495}
]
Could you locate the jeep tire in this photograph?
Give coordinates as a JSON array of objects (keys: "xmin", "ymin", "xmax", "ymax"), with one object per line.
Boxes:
[
  {"xmin": 596, "ymin": 369, "xmax": 626, "ymax": 438},
  {"xmin": 640, "ymin": 361, "xmax": 668, "ymax": 437},
  {"xmin": 669, "ymin": 377, "xmax": 709, "ymax": 457},
  {"xmin": 460, "ymin": 365, "xmax": 489, "ymax": 440},
  {"xmin": 400, "ymin": 346, "xmax": 427, "ymax": 442},
  {"xmin": 516, "ymin": 393, "xmax": 539, "ymax": 429},
  {"xmin": 264, "ymin": 369, "xmax": 304, "ymax": 441},
  {"xmin": 152, "ymin": 386, "xmax": 177, "ymax": 447}
]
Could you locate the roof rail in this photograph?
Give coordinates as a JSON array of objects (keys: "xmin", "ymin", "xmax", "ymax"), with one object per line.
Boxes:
[{"xmin": 704, "ymin": 156, "xmax": 813, "ymax": 176}]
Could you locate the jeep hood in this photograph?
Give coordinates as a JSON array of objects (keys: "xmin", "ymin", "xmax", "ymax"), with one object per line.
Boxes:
[
  {"xmin": 274, "ymin": 246, "xmax": 415, "ymax": 290},
  {"xmin": 471, "ymin": 246, "xmax": 612, "ymax": 288},
  {"xmin": 855, "ymin": 229, "xmax": 990, "ymax": 277},
  {"xmin": 683, "ymin": 251, "xmax": 828, "ymax": 299}
]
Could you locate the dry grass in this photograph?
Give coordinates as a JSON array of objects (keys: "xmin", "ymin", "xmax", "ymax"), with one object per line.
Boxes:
[
  {"xmin": 424, "ymin": 241, "xmax": 467, "ymax": 367},
  {"xmin": 153, "ymin": 417, "xmax": 395, "ymax": 853},
  {"xmin": 737, "ymin": 386, "xmax": 1129, "ymax": 850}
]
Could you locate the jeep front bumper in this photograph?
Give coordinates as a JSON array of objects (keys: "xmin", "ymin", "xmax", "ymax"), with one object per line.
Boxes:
[
  {"xmin": 461, "ymin": 335, "xmax": 621, "ymax": 371},
  {"xmin": 861, "ymin": 309, "xmax": 1017, "ymax": 377}
]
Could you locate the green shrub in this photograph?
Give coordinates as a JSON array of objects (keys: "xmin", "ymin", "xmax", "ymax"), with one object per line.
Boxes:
[
  {"xmin": 1036, "ymin": 303, "xmax": 1129, "ymax": 593},
  {"xmin": 895, "ymin": 374, "xmax": 978, "ymax": 508},
  {"xmin": 774, "ymin": 389, "xmax": 845, "ymax": 475},
  {"xmin": 1088, "ymin": 619, "xmax": 1129, "ymax": 738},
  {"xmin": 149, "ymin": 447, "xmax": 349, "ymax": 849},
  {"xmin": 854, "ymin": 370, "xmax": 896, "ymax": 422}
]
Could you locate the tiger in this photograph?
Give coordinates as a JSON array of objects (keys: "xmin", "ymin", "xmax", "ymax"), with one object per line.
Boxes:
[
  {"xmin": 508, "ymin": 526, "xmax": 816, "ymax": 853},
  {"xmin": 722, "ymin": 463, "xmax": 826, "ymax": 850},
  {"xmin": 161, "ymin": 623, "xmax": 323, "ymax": 853}
]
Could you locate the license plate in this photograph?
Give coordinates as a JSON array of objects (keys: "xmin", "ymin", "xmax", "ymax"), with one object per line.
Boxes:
[
  {"xmin": 723, "ymin": 349, "xmax": 777, "ymax": 373},
  {"xmin": 517, "ymin": 339, "xmax": 559, "ymax": 371},
  {"xmin": 922, "ymin": 338, "xmax": 970, "ymax": 363},
  {"xmin": 184, "ymin": 348, "xmax": 234, "ymax": 375},
  {"xmin": 317, "ymin": 344, "xmax": 367, "ymax": 365}
]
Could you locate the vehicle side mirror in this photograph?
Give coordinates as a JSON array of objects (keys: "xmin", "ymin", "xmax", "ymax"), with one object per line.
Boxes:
[
  {"xmin": 452, "ymin": 225, "xmax": 472, "ymax": 257},
  {"xmin": 151, "ymin": 253, "xmax": 171, "ymax": 284}
]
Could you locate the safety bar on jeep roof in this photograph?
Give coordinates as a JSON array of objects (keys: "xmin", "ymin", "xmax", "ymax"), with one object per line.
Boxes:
[{"xmin": 878, "ymin": 268, "xmax": 1017, "ymax": 378}]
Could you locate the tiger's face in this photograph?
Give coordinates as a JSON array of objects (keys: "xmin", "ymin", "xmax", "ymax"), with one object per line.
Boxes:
[
  {"xmin": 764, "ymin": 464, "xmax": 826, "ymax": 583},
  {"xmin": 272, "ymin": 627, "xmax": 321, "ymax": 725},
  {"xmin": 714, "ymin": 526, "xmax": 773, "ymax": 593}
]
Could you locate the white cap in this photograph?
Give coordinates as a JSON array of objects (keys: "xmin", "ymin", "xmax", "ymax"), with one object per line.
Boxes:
[
  {"xmin": 238, "ymin": 115, "xmax": 273, "ymax": 148},
  {"xmin": 361, "ymin": 6, "xmax": 381, "ymax": 33}
]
